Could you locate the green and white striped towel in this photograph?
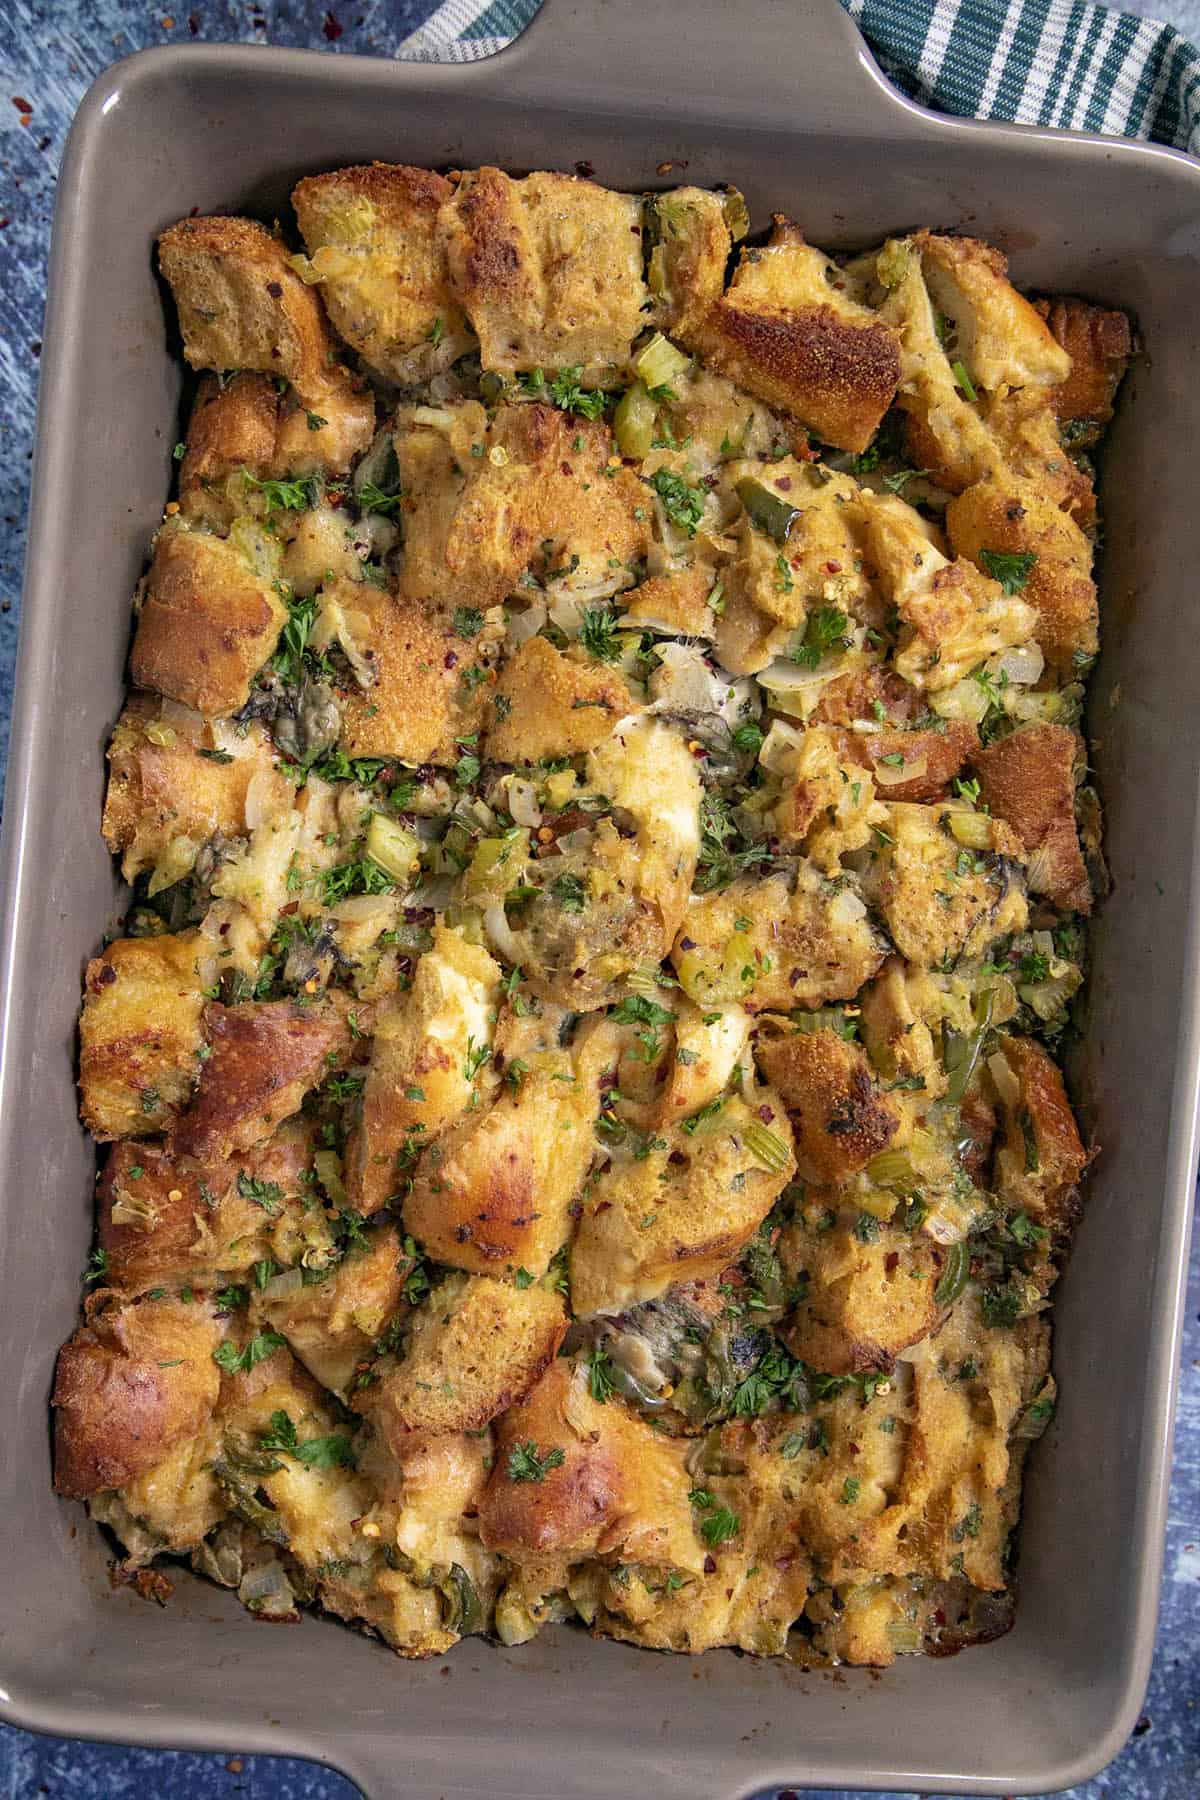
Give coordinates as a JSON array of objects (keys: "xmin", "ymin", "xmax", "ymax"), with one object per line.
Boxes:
[{"xmin": 398, "ymin": 0, "xmax": 1200, "ymax": 157}]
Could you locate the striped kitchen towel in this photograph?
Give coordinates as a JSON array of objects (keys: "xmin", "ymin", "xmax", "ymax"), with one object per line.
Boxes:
[{"xmin": 398, "ymin": 0, "xmax": 1200, "ymax": 156}]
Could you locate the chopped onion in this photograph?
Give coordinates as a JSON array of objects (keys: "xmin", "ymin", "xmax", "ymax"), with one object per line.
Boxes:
[
  {"xmin": 507, "ymin": 778, "xmax": 543, "ymax": 828},
  {"xmin": 759, "ymin": 718, "xmax": 804, "ymax": 774},
  {"xmin": 830, "ymin": 888, "xmax": 868, "ymax": 926},
  {"xmin": 555, "ymin": 829, "xmax": 592, "ymax": 855},
  {"xmin": 261, "ymin": 1267, "xmax": 304, "ymax": 1305},
  {"xmin": 483, "ymin": 903, "xmax": 522, "ymax": 964},
  {"xmin": 874, "ymin": 750, "xmax": 927, "ymax": 787},
  {"xmin": 987, "ymin": 1050, "xmax": 1020, "ymax": 1108},
  {"xmin": 930, "ymin": 678, "xmax": 990, "ymax": 724},
  {"xmin": 244, "ymin": 765, "xmax": 285, "ymax": 832},
  {"xmin": 506, "ymin": 599, "xmax": 547, "ymax": 647},
  {"xmin": 986, "ymin": 642, "xmax": 1044, "ymax": 688},
  {"xmin": 411, "ymin": 405, "xmax": 457, "ymax": 432}
]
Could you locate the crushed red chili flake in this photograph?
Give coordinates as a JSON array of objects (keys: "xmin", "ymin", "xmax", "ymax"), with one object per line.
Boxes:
[
  {"xmin": 265, "ymin": 280, "xmax": 282, "ymax": 298},
  {"xmin": 823, "ymin": 559, "xmax": 842, "ymax": 573},
  {"xmin": 11, "ymin": 97, "xmax": 32, "ymax": 117},
  {"xmin": 775, "ymin": 475, "xmax": 792, "ymax": 491},
  {"xmin": 444, "ymin": 652, "xmax": 459, "ymax": 669},
  {"xmin": 757, "ymin": 1104, "xmax": 774, "ymax": 1123},
  {"xmin": 703, "ymin": 1554, "xmax": 717, "ymax": 1574}
]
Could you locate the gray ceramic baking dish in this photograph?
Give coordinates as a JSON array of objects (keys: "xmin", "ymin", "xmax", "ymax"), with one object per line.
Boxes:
[{"xmin": 1, "ymin": 0, "xmax": 1197, "ymax": 1792}]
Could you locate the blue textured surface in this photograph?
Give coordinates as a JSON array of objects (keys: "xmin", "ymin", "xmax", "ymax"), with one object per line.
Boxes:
[{"xmin": 0, "ymin": 3, "xmax": 1197, "ymax": 1797}]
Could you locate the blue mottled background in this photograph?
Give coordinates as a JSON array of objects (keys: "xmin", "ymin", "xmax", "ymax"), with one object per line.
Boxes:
[{"xmin": 0, "ymin": 2, "xmax": 1197, "ymax": 1797}]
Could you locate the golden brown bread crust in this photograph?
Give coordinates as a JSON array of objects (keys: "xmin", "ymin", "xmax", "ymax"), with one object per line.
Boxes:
[
  {"xmin": 1035, "ymin": 295, "xmax": 1133, "ymax": 442},
  {"xmin": 358, "ymin": 1274, "xmax": 567, "ymax": 1440},
  {"xmin": 171, "ymin": 995, "xmax": 358, "ymax": 1163},
  {"xmin": 80, "ymin": 932, "xmax": 205, "ymax": 1140},
  {"xmin": 53, "ymin": 1296, "xmax": 221, "ymax": 1499},
  {"xmin": 97, "ymin": 1123, "xmax": 318, "ymax": 1293},
  {"xmin": 781, "ymin": 1218, "xmax": 942, "ymax": 1374},
  {"xmin": 292, "ymin": 162, "xmax": 470, "ymax": 385},
  {"xmin": 478, "ymin": 1360, "xmax": 697, "ymax": 1565},
  {"xmin": 158, "ymin": 215, "xmax": 335, "ymax": 403},
  {"xmin": 827, "ymin": 721, "xmax": 978, "ymax": 805},
  {"xmin": 972, "ymin": 722, "xmax": 1090, "ymax": 913},
  {"xmin": 753, "ymin": 1025, "xmax": 899, "ymax": 1185},
  {"xmin": 101, "ymin": 701, "xmax": 274, "ymax": 883},
  {"xmin": 944, "ymin": 476, "xmax": 1097, "ymax": 675},
  {"xmin": 992, "ymin": 1036, "xmax": 1089, "ymax": 1231},
  {"xmin": 483, "ymin": 636, "xmax": 631, "ymax": 763},
  {"xmin": 336, "ymin": 588, "xmax": 491, "ymax": 765},
  {"xmin": 684, "ymin": 219, "xmax": 900, "ymax": 453},
  {"xmin": 441, "ymin": 168, "xmax": 647, "ymax": 376},
  {"xmin": 179, "ymin": 373, "xmax": 280, "ymax": 506},
  {"xmin": 131, "ymin": 525, "xmax": 289, "ymax": 717}
]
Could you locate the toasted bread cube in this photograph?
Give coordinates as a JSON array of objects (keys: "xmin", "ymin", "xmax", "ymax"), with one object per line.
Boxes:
[
  {"xmin": 98, "ymin": 1123, "xmax": 326, "ymax": 1294},
  {"xmin": 102, "ymin": 700, "xmax": 277, "ymax": 885},
  {"xmin": 345, "ymin": 924, "xmax": 500, "ymax": 1215},
  {"xmin": 621, "ymin": 565, "xmax": 718, "ymax": 638},
  {"xmin": 403, "ymin": 1052, "xmax": 597, "ymax": 1278},
  {"xmin": 569, "ymin": 1094, "xmax": 793, "ymax": 1315},
  {"xmin": 673, "ymin": 867, "xmax": 886, "ymax": 1013},
  {"xmin": 172, "ymin": 994, "xmax": 358, "ymax": 1163},
  {"xmin": 292, "ymin": 163, "xmax": 472, "ymax": 384},
  {"xmin": 335, "ymin": 587, "xmax": 491, "ymax": 765},
  {"xmin": 483, "ymin": 636, "xmax": 631, "ymax": 763},
  {"xmin": 80, "ymin": 932, "xmax": 205, "ymax": 1140},
  {"xmin": 754, "ymin": 1025, "xmax": 899, "ymax": 1185},
  {"xmin": 860, "ymin": 491, "xmax": 1037, "ymax": 691},
  {"xmin": 973, "ymin": 723, "xmax": 1090, "ymax": 913},
  {"xmin": 646, "ymin": 187, "xmax": 732, "ymax": 339},
  {"xmin": 260, "ymin": 1224, "xmax": 407, "ymax": 1396},
  {"xmin": 358, "ymin": 1272, "xmax": 566, "ymax": 1440},
  {"xmin": 780, "ymin": 1214, "xmax": 941, "ymax": 1375},
  {"xmin": 861, "ymin": 801, "xmax": 1027, "ymax": 970},
  {"xmin": 945, "ymin": 474, "xmax": 1097, "ymax": 675},
  {"xmin": 53, "ymin": 1296, "xmax": 221, "ymax": 1498},
  {"xmin": 684, "ymin": 220, "xmax": 901, "ymax": 452},
  {"xmin": 857, "ymin": 955, "xmax": 942, "ymax": 1094},
  {"xmin": 158, "ymin": 215, "xmax": 335, "ymax": 404},
  {"xmin": 991, "ymin": 1036, "xmax": 1088, "ymax": 1231},
  {"xmin": 768, "ymin": 724, "xmax": 878, "ymax": 873},
  {"xmin": 1035, "ymin": 295, "xmax": 1133, "ymax": 447},
  {"xmin": 131, "ymin": 520, "xmax": 288, "ymax": 718},
  {"xmin": 916, "ymin": 234, "xmax": 1070, "ymax": 396},
  {"xmin": 830, "ymin": 719, "xmax": 978, "ymax": 805},
  {"xmin": 178, "ymin": 372, "xmax": 280, "ymax": 517},
  {"xmin": 441, "ymin": 168, "xmax": 647, "ymax": 378},
  {"xmin": 479, "ymin": 1360, "xmax": 702, "ymax": 1568}
]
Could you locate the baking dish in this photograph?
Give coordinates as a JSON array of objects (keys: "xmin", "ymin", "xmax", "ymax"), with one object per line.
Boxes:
[{"xmin": 1, "ymin": 0, "xmax": 1197, "ymax": 1791}]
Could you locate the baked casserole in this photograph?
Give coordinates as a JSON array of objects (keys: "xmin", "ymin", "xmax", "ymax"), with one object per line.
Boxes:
[{"xmin": 53, "ymin": 164, "xmax": 1131, "ymax": 1664}]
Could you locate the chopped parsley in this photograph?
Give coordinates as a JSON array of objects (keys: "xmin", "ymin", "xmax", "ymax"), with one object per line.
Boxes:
[
  {"xmin": 506, "ymin": 1441, "xmax": 566, "ymax": 1483},
  {"xmin": 648, "ymin": 467, "xmax": 706, "ymax": 536},
  {"xmin": 213, "ymin": 1330, "xmax": 287, "ymax": 1375},
  {"xmin": 979, "ymin": 548, "xmax": 1037, "ymax": 595},
  {"xmin": 580, "ymin": 607, "xmax": 622, "ymax": 664},
  {"xmin": 236, "ymin": 1170, "xmax": 284, "ymax": 1216},
  {"xmin": 790, "ymin": 606, "xmax": 849, "ymax": 670}
]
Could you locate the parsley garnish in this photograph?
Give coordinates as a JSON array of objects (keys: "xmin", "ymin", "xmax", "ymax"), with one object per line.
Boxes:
[
  {"xmin": 648, "ymin": 467, "xmax": 706, "ymax": 536},
  {"xmin": 979, "ymin": 548, "xmax": 1037, "ymax": 594},
  {"xmin": 236, "ymin": 1170, "xmax": 284, "ymax": 1216},
  {"xmin": 790, "ymin": 606, "xmax": 849, "ymax": 670},
  {"xmin": 213, "ymin": 1331, "xmax": 286, "ymax": 1375},
  {"xmin": 359, "ymin": 481, "xmax": 403, "ymax": 516},
  {"xmin": 506, "ymin": 1441, "xmax": 566, "ymax": 1483},
  {"xmin": 580, "ymin": 607, "xmax": 622, "ymax": 664}
]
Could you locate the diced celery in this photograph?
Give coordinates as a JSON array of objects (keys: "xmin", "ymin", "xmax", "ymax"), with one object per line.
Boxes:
[
  {"xmin": 634, "ymin": 332, "xmax": 691, "ymax": 391},
  {"xmin": 365, "ymin": 813, "xmax": 419, "ymax": 883},
  {"xmin": 613, "ymin": 381, "xmax": 657, "ymax": 459}
]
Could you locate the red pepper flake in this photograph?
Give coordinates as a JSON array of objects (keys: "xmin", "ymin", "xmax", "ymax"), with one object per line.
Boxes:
[
  {"xmin": 848, "ymin": 1441, "xmax": 860, "ymax": 1457},
  {"xmin": 933, "ymin": 1607, "xmax": 946, "ymax": 1627},
  {"xmin": 323, "ymin": 8, "xmax": 343, "ymax": 39},
  {"xmin": 444, "ymin": 652, "xmax": 458, "ymax": 669},
  {"xmin": 823, "ymin": 559, "xmax": 842, "ymax": 573},
  {"xmin": 265, "ymin": 280, "xmax": 282, "ymax": 298},
  {"xmin": 885, "ymin": 1251, "xmax": 899, "ymax": 1272},
  {"xmin": 703, "ymin": 1554, "xmax": 717, "ymax": 1574},
  {"xmin": 12, "ymin": 97, "xmax": 32, "ymax": 117},
  {"xmin": 775, "ymin": 475, "xmax": 792, "ymax": 491},
  {"xmin": 757, "ymin": 1104, "xmax": 774, "ymax": 1124}
]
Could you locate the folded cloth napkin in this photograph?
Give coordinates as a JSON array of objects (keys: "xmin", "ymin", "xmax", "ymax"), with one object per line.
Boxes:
[{"xmin": 399, "ymin": 0, "xmax": 1200, "ymax": 155}]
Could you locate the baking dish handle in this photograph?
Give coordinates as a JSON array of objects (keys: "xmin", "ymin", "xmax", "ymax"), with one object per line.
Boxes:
[{"xmin": 463, "ymin": 0, "xmax": 903, "ymax": 129}]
